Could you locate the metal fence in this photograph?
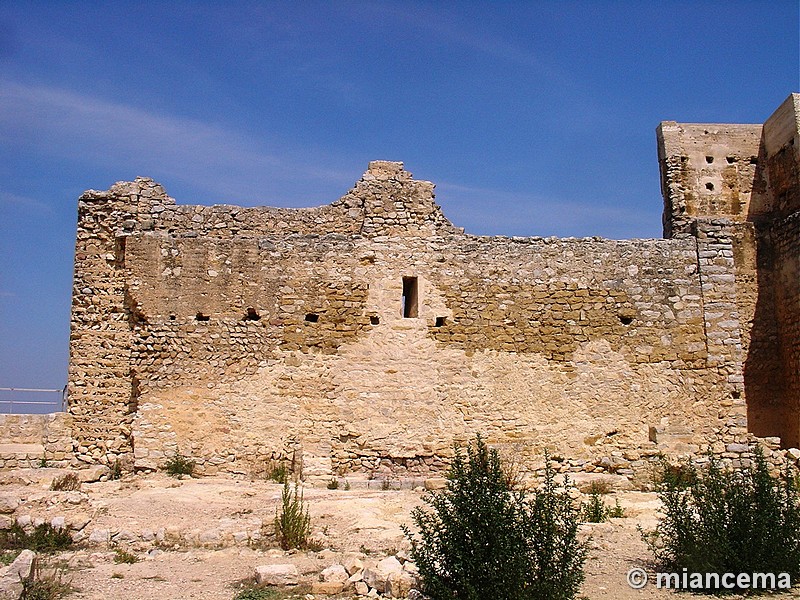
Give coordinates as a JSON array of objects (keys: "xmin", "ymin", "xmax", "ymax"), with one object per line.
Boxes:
[{"xmin": 0, "ymin": 387, "xmax": 67, "ymax": 414}]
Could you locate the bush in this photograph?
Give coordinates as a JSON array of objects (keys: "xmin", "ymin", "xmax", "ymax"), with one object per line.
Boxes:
[
  {"xmin": 403, "ymin": 436, "xmax": 586, "ymax": 600},
  {"xmin": 109, "ymin": 459, "xmax": 123, "ymax": 480},
  {"xmin": 267, "ymin": 460, "xmax": 289, "ymax": 484},
  {"xmin": 326, "ymin": 477, "xmax": 339, "ymax": 490},
  {"xmin": 164, "ymin": 452, "xmax": 195, "ymax": 477},
  {"xmin": 645, "ymin": 447, "xmax": 800, "ymax": 593},
  {"xmin": 113, "ymin": 548, "xmax": 139, "ymax": 564},
  {"xmin": 49, "ymin": 473, "xmax": 80, "ymax": 492},
  {"xmin": 20, "ymin": 560, "xmax": 72, "ymax": 600},
  {"xmin": 0, "ymin": 523, "xmax": 72, "ymax": 554},
  {"xmin": 274, "ymin": 481, "xmax": 311, "ymax": 550},
  {"xmin": 581, "ymin": 488, "xmax": 610, "ymax": 523}
]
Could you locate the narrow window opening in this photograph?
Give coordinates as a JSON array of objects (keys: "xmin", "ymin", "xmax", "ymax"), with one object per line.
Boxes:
[
  {"xmin": 401, "ymin": 277, "xmax": 418, "ymax": 318},
  {"xmin": 244, "ymin": 307, "xmax": 261, "ymax": 321},
  {"xmin": 705, "ymin": 155, "xmax": 714, "ymax": 164},
  {"xmin": 195, "ymin": 312, "xmax": 210, "ymax": 322},
  {"xmin": 749, "ymin": 157, "xmax": 759, "ymax": 165},
  {"xmin": 169, "ymin": 314, "xmax": 176, "ymax": 321},
  {"xmin": 435, "ymin": 316, "xmax": 446, "ymax": 327},
  {"xmin": 726, "ymin": 156, "xmax": 736, "ymax": 164},
  {"xmin": 705, "ymin": 182, "xmax": 715, "ymax": 191},
  {"xmin": 305, "ymin": 313, "xmax": 319, "ymax": 323},
  {"xmin": 619, "ymin": 315, "xmax": 633, "ymax": 326},
  {"xmin": 370, "ymin": 315, "xmax": 380, "ymax": 325}
]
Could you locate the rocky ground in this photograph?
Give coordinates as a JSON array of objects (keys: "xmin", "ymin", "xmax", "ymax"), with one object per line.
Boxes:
[{"xmin": 0, "ymin": 467, "xmax": 797, "ymax": 599}]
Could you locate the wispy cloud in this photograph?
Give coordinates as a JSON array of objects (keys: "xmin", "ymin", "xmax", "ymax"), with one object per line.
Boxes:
[
  {"xmin": 340, "ymin": 2, "xmax": 571, "ymax": 85},
  {"xmin": 435, "ymin": 181, "xmax": 658, "ymax": 240},
  {"xmin": 0, "ymin": 190, "xmax": 53, "ymax": 215},
  {"xmin": 0, "ymin": 80, "xmax": 356, "ymax": 205}
]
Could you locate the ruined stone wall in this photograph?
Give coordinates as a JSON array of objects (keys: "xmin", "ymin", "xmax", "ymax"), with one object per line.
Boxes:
[
  {"xmin": 660, "ymin": 94, "xmax": 800, "ymax": 448},
  {"xmin": 64, "ymin": 95, "xmax": 800, "ymax": 478},
  {"xmin": 63, "ymin": 160, "xmax": 754, "ymax": 479},
  {"xmin": 0, "ymin": 414, "xmax": 73, "ymax": 468}
]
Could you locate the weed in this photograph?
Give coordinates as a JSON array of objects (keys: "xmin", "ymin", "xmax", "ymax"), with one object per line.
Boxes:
[
  {"xmin": 49, "ymin": 473, "xmax": 80, "ymax": 492},
  {"xmin": 581, "ymin": 489, "xmax": 610, "ymax": 523},
  {"xmin": 344, "ymin": 480, "xmax": 351, "ymax": 491},
  {"xmin": 109, "ymin": 460, "xmax": 123, "ymax": 480},
  {"xmin": 19, "ymin": 560, "xmax": 73, "ymax": 600},
  {"xmin": 233, "ymin": 583, "xmax": 310, "ymax": 599},
  {"xmin": 644, "ymin": 448, "xmax": 800, "ymax": 593},
  {"xmin": 608, "ymin": 499, "xmax": 625, "ymax": 518},
  {"xmin": 404, "ymin": 436, "xmax": 586, "ymax": 600},
  {"xmin": 0, "ymin": 523, "xmax": 73, "ymax": 554},
  {"xmin": 164, "ymin": 452, "xmax": 195, "ymax": 477},
  {"xmin": 113, "ymin": 548, "xmax": 139, "ymax": 564},
  {"xmin": 274, "ymin": 481, "xmax": 311, "ymax": 550},
  {"xmin": 39, "ymin": 454, "xmax": 49, "ymax": 469},
  {"xmin": 587, "ymin": 480, "xmax": 612, "ymax": 495},
  {"xmin": 267, "ymin": 460, "xmax": 289, "ymax": 484},
  {"xmin": 0, "ymin": 549, "xmax": 19, "ymax": 565},
  {"xmin": 359, "ymin": 544, "xmax": 371, "ymax": 555},
  {"xmin": 381, "ymin": 479, "xmax": 392, "ymax": 491},
  {"xmin": 326, "ymin": 478, "xmax": 339, "ymax": 490}
]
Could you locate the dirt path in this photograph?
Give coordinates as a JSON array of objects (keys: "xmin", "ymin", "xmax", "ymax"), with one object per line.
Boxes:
[{"xmin": 2, "ymin": 470, "xmax": 797, "ymax": 599}]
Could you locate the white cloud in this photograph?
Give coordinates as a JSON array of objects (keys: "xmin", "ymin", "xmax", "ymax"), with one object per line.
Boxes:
[
  {"xmin": 0, "ymin": 80, "xmax": 356, "ymax": 205},
  {"xmin": 0, "ymin": 190, "xmax": 53, "ymax": 214},
  {"xmin": 435, "ymin": 181, "xmax": 658, "ymax": 239}
]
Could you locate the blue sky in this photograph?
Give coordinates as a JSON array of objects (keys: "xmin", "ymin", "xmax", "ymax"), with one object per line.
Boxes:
[{"xmin": 0, "ymin": 1, "xmax": 798, "ymax": 395}]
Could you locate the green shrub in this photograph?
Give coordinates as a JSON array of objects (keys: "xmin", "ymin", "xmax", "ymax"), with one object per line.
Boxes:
[
  {"xmin": 109, "ymin": 460, "xmax": 123, "ymax": 480},
  {"xmin": 0, "ymin": 523, "xmax": 73, "ymax": 554},
  {"xmin": 49, "ymin": 473, "xmax": 80, "ymax": 492},
  {"xmin": 403, "ymin": 436, "xmax": 586, "ymax": 600},
  {"xmin": 608, "ymin": 499, "xmax": 625, "ymax": 518},
  {"xmin": 113, "ymin": 548, "xmax": 139, "ymax": 564},
  {"xmin": 164, "ymin": 452, "xmax": 195, "ymax": 477},
  {"xmin": 581, "ymin": 489, "xmax": 610, "ymax": 523},
  {"xmin": 326, "ymin": 477, "xmax": 339, "ymax": 490},
  {"xmin": 20, "ymin": 560, "xmax": 72, "ymax": 600},
  {"xmin": 645, "ymin": 447, "xmax": 800, "ymax": 593},
  {"xmin": 274, "ymin": 481, "xmax": 311, "ymax": 550},
  {"xmin": 267, "ymin": 460, "xmax": 289, "ymax": 484}
]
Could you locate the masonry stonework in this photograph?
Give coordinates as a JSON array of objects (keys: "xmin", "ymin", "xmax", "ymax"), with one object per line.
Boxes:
[{"xmin": 65, "ymin": 94, "xmax": 800, "ymax": 479}]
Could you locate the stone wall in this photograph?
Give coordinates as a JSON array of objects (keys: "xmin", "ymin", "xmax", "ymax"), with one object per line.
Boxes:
[
  {"xmin": 63, "ymin": 95, "xmax": 800, "ymax": 479},
  {"xmin": 0, "ymin": 413, "xmax": 73, "ymax": 468},
  {"xmin": 660, "ymin": 94, "xmax": 800, "ymax": 447}
]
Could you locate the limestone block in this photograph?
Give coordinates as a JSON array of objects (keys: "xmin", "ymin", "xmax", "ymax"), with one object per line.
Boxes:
[
  {"xmin": 0, "ymin": 495, "xmax": 18, "ymax": 514},
  {"xmin": 255, "ymin": 564, "xmax": 299, "ymax": 586},
  {"xmin": 320, "ymin": 564, "xmax": 349, "ymax": 583},
  {"xmin": 0, "ymin": 549, "xmax": 35, "ymax": 600},
  {"xmin": 311, "ymin": 580, "xmax": 346, "ymax": 595},
  {"xmin": 78, "ymin": 465, "xmax": 110, "ymax": 482},
  {"xmin": 363, "ymin": 556, "xmax": 403, "ymax": 593}
]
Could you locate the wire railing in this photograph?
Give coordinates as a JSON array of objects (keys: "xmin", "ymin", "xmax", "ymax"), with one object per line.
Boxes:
[{"xmin": 0, "ymin": 387, "xmax": 68, "ymax": 414}]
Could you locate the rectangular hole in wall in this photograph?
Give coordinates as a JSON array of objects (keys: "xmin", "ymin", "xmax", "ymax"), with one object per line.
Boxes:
[{"xmin": 402, "ymin": 277, "xmax": 418, "ymax": 318}]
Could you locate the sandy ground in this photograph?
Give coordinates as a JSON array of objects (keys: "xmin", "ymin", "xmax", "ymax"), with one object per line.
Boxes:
[{"xmin": 3, "ymin": 469, "xmax": 798, "ymax": 599}]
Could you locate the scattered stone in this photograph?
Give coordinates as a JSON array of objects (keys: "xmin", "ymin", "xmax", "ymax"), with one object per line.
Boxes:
[
  {"xmin": 0, "ymin": 549, "xmax": 35, "ymax": 600},
  {"xmin": 255, "ymin": 564, "xmax": 299, "ymax": 586},
  {"xmin": 77, "ymin": 465, "xmax": 110, "ymax": 483},
  {"xmin": 320, "ymin": 564, "xmax": 348, "ymax": 583},
  {"xmin": 311, "ymin": 580, "xmax": 345, "ymax": 595},
  {"xmin": 0, "ymin": 495, "xmax": 18, "ymax": 514}
]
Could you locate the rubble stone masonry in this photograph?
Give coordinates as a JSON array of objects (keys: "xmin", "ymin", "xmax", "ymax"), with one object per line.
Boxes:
[{"xmin": 62, "ymin": 94, "xmax": 799, "ymax": 479}]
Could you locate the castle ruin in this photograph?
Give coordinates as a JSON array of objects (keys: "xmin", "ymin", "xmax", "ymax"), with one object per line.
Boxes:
[{"xmin": 62, "ymin": 94, "xmax": 800, "ymax": 480}]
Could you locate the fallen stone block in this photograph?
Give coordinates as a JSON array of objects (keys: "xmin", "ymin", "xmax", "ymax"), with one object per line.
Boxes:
[{"xmin": 255, "ymin": 563, "xmax": 299, "ymax": 586}]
